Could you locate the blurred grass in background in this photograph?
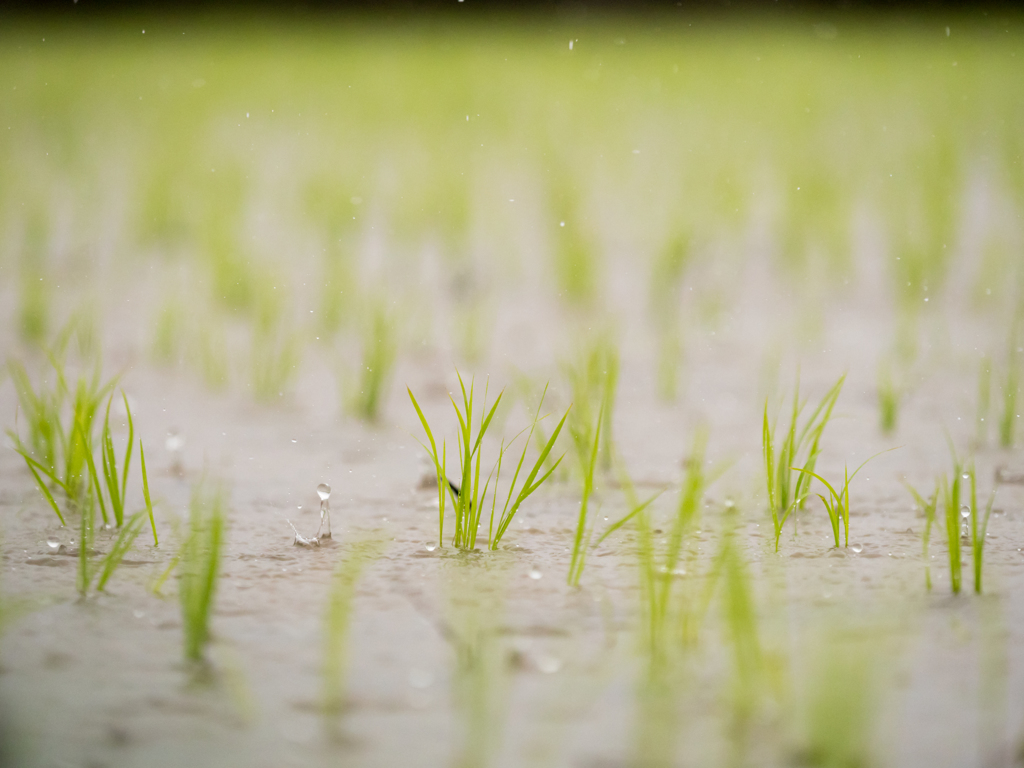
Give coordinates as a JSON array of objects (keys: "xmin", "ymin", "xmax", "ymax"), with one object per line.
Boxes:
[{"xmin": 1, "ymin": 13, "xmax": 1022, "ymax": 405}]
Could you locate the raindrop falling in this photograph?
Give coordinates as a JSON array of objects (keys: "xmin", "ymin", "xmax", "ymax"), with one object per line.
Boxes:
[{"xmin": 960, "ymin": 505, "xmax": 971, "ymax": 520}]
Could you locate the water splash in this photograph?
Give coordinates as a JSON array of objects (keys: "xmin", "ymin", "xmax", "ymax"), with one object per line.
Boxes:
[
  {"xmin": 288, "ymin": 519, "xmax": 318, "ymax": 548},
  {"xmin": 316, "ymin": 483, "xmax": 332, "ymax": 540}
]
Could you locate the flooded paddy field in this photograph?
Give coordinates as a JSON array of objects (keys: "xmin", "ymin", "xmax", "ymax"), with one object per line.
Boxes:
[{"xmin": 2, "ymin": 12, "xmax": 1024, "ymax": 768}]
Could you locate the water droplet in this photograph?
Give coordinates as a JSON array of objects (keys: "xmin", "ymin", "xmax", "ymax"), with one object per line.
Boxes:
[
  {"xmin": 165, "ymin": 430, "xmax": 184, "ymax": 453},
  {"xmin": 960, "ymin": 505, "xmax": 971, "ymax": 520},
  {"xmin": 851, "ymin": 543, "xmax": 863, "ymax": 553},
  {"xmin": 317, "ymin": 483, "xmax": 332, "ymax": 501},
  {"xmin": 962, "ymin": 473, "xmax": 970, "ymax": 482},
  {"xmin": 425, "ymin": 543, "xmax": 436, "ymax": 552},
  {"xmin": 46, "ymin": 537, "xmax": 61, "ymax": 552},
  {"xmin": 528, "ymin": 568, "xmax": 542, "ymax": 580},
  {"xmin": 133, "ymin": 610, "xmax": 146, "ymax": 619}
]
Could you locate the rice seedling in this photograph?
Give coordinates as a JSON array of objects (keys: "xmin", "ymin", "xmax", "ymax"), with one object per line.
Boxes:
[
  {"xmin": 346, "ymin": 298, "xmax": 398, "ymax": 422},
  {"xmin": 940, "ymin": 457, "xmax": 964, "ymax": 595},
  {"xmin": 178, "ymin": 483, "xmax": 226, "ymax": 663},
  {"xmin": 76, "ymin": 488, "xmax": 96, "ymax": 597},
  {"xmin": 408, "ymin": 373, "xmax": 569, "ymax": 551},
  {"xmin": 139, "ymin": 440, "xmax": 158, "ymax": 546},
  {"xmin": 905, "ymin": 480, "xmax": 938, "ymax": 591},
  {"xmin": 763, "ymin": 373, "xmax": 845, "ymax": 552},
  {"xmin": 8, "ymin": 352, "xmax": 115, "ymax": 521},
  {"xmin": 95, "ymin": 511, "xmax": 148, "ymax": 592},
  {"xmin": 322, "ymin": 536, "xmax": 387, "ymax": 724},
  {"xmin": 7, "ymin": 359, "xmax": 63, "ymax": 485},
  {"xmin": 791, "ymin": 447, "xmax": 895, "ymax": 548},
  {"xmin": 966, "ymin": 463, "xmax": 996, "ymax": 594},
  {"xmin": 98, "ymin": 391, "xmax": 134, "ymax": 528},
  {"xmin": 567, "ymin": 389, "xmax": 603, "ymax": 587}
]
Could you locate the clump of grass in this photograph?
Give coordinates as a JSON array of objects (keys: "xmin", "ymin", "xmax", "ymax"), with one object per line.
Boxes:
[
  {"xmin": 408, "ymin": 373, "xmax": 569, "ymax": 551},
  {"xmin": 792, "ymin": 448, "xmax": 895, "ymax": 548},
  {"xmin": 8, "ymin": 352, "xmax": 114, "ymax": 522},
  {"xmin": 322, "ymin": 537, "xmax": 387, "ymax": 722},
  {"xmin": 763, "ymin": 373, "xmax": 845, "ymax": 551},
  {"xmin": 906, "ymin": 480, "xmax": 939, "ymax": 591},
  {"xmin": 178, "ymin": 483, "xmax": 226, "ymax": 663},
  {"xmin": 346, "ymin": 298, "xmax": 398, "ymax": 422}
]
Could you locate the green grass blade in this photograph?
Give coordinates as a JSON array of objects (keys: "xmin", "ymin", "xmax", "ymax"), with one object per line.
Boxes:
[
  {"xmin": 121, "ymin": 391, "xmax": 134, "ymax": 507},
  {"xmin": 139, "ymin": 440, "xmax": 158, "ymax": 547},
  {"xmin": 597, "ymin": 490, "xmax": 662, "ymax": 546},
  {"xmin": 97, "ymin": 511, "xmax": 146, "ymax": 591}
]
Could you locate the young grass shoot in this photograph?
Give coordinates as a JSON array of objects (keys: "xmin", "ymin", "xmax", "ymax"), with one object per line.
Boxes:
[
  {"xmin": 179, "ymin": 483, "xmax": 226, "ymax": 664},
  {"xmin": 763, "ymin": 373, "xmax": 845, "ymax": 551},
  {"xmin": 408, "ymin": 372, "xmax": 569, "ymax": 551}
]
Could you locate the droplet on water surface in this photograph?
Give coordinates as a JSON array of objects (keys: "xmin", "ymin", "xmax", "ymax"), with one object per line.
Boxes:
[
  {"xmin": 851, "ymin": 543, "xmax": 863, "ymax": 553},
  {"xmin": 529, "ymin": 568, "xmax": 543, "ymax": 580},
  {"xmin": 317, "ymin": 484, "xmax": 332, "ymax": 501},
  {"xmin": 425, "ymin": 543, "xmax": 437, "ymax": 552},
  {"xmin": 46, "ymin": 537, "xmax": 65, "ymax": 554}
]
